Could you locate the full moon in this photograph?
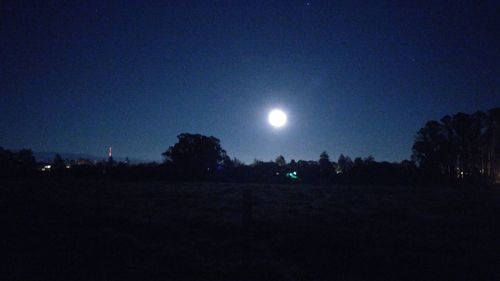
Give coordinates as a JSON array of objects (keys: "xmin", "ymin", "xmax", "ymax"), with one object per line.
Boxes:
[{"xmin": 268, "ymin": 109, "xmax": 287, "ymax": 128}]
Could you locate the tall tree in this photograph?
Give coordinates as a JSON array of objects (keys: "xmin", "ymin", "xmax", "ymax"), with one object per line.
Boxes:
[
  {"xmin": 412, "ymin": 120, "xmax": 447, "ymax": 174},
  {"xmin": 485, "ymin": 108, "xmax": 500, "ymax": 181},
  {"xmin": 412, "ymin": 108, "xmax": 500, "ymax": 182}
]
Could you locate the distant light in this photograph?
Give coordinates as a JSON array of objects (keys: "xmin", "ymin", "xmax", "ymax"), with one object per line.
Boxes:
[
  {"xmin": 66, "ymin": 165, "xmax": 71, "ymax": 169},
  {"xmin": 41, "ymin": 164, "xmax": 52, "ymax": 172},
  {"xmin": 268, "ymin": 109, "xmax": 287, "ymax": 128},
  {"xmin": 286, "ymin": 171, "xmax": 299, "ymax": 180}
]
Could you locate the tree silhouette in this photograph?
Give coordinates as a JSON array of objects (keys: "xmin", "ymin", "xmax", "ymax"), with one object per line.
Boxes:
[
  {"xmin": 231, "ymin": 158, "xmax": 244, "ymax": 168},
  {"xmin": 318, "ymin": 151, "xmax": 334, "ymax": 182},
  {"xmin": 15, "ymin": 149, "xmax": 36, "ymax": 174},
  {"xmin": 53, "ymin": 154, "xmax": 66, "ymax": 171},
  {"xmin": 319, "ymin": 151, "xmax": 334, "ymax": 173},
  {"xmin": 0, "ymin": 147, "xmax": 15, "ymax": 176},
  {"xmin": 412, "ymin": 120, "xmax": 448, "ymax": 175},
  {"xmin": 485, "ymin": 108, "xmax": 500, "ymax": 181},
  {"xmin": 163, "ymin": 133, "xmax": 228, "ymax": 179},
  {"xmin": 412, "ymin": 107, "xmax": 500, "ymax": 182},
  {"xmin": 364, "ymin": 155, "xmax": 375, "ymax": 163},
  {"xmin": 275, "ymin": 155, "xmax": 286, "ymax": 167},
  {"xmin": 337, "ymin": 154, "xmax": 353, "ymax": 173},
  {"xmin": 0, "ymin": 148, "xmax": 37, "ymax": 176},
  {"xmin": 354, "ymin": 157, "xmax": 363, "ymax": 167}
]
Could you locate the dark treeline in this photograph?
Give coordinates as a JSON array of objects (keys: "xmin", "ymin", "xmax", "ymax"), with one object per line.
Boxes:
[
  {"xmin": 0, "ymin": 147, "xmax": 37, "ymax": 177},
  {"xmin": 0, "ymin": 137, "xmax": 420, "ymax": 185},
  {"xmin": 1, "ymin": 108, "xmax": 499, "ymax": 185},
  {"xmin": 412, "ymin": 107, "xmax": 500, "ymax": 184}
]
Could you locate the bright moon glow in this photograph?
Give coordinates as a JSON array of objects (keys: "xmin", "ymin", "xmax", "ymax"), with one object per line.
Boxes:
[{"xmin": 268, "ymin": 109, "xmax": 287, "ymax": 128}]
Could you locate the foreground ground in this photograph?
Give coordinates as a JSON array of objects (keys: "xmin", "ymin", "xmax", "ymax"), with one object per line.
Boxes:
[{"xmin": 1, "ymin": 179, "xmax": 499, "ymax": 280}]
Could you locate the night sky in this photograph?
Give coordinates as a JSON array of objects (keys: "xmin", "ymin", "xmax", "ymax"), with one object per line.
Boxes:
[{"xmin": 1, "ymin": 1, "xmax": 499, "ymax": 163}]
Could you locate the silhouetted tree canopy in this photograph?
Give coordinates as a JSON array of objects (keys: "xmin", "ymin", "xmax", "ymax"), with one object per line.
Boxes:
[
  {"xmin": 231, "ymin": 158, "xmax": 244, "ymax": 168},
  {"xmin": 16, "ymin": 149, "xmax": 36, "ymax": 171},
  {"xmin": 162, "ymin": 133, "xmax": 228, "ymax": 179},
  {"xmin": 0, "ymin": 147, "xmax": 15, "ymax": 176},
  {"xmin": 319, "ymin": 151, "xmax": 331, "ymax": 170},
  {"xmin": 338, "ymin": 154, "xmax": 353, "ymax": 173},
  {"xmin": 412, "ymin": 107, "xmax": 500, "ymax": 182},
  {"xmin": 53, "ymin": 154, "xmax": 66, "ymax": 171},
  {"xmin": 316, "ymin": 151, "xmax": 334, "ymax": 182},
  {"xmin": 3, "ymin": 108, "xmax": 497, "ymax": 186},
  {"xmin": 275, "ymin": 155, "xmax": 286, "ymax": 167},
  {"xmin": 0, "ymin": 148, "xmax": 36, "ymax": 177}
]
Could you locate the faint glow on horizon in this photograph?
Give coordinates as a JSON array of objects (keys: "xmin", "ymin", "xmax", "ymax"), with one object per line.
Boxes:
[{"xmin": 268, "ymin": 109, "xmax": 287, "ymax": 128}]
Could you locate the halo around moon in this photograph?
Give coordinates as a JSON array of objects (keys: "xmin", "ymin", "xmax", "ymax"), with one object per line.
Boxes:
[{"xmin": 268, "ymin": 109, "xmax": 287, "ymax": 128}]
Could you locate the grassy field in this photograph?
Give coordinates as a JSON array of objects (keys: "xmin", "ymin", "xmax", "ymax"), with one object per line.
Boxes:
[{"xmin": 1, "ymin": 179, "xmax": 499, "ymax": 280}]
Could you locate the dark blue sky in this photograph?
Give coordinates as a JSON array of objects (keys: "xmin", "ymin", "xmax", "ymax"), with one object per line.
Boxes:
[{"xmin": 1, "ymin": 0, "xmax": 499, "ymax": 163}]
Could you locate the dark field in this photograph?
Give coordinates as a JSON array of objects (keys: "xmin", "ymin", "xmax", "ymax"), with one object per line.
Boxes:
[{"xmin": 1, "ymin": 179, "xmax": 499, "ymax": 280}]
